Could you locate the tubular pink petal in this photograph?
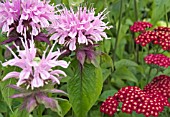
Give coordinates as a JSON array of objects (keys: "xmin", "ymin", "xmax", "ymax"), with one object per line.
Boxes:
[
  {"xmin": 31, "ymin": 77, "xmax": 44, "ymax": 89},
  {"xmin": 50, "ymin": 33, "xmax": 61, "ymax": 40},
  {"xmin": 2, "ymin": 22, "xmax": 9, "ymax": 32},
  {"xmin": 40, "ymin": 70, "xmax": 50, "ymax": 80},
  {"xmin": 69, "ymin": 39, "xmax": 76, "ymax": 51},
  {"xmin": 49, "ymin": 75, "xmax": 60, "ymax": 84},
  {"xmin": 3, "ymin": 72, "xmax": 20, "ymax": 81},
  {"xmin": 40, "ymin": 17, "xmax": 49, "ymax": 28},
  {"xmin": 78, "ymin": 31, "xmax": 86, "ymax": 44},
  {"xmin": 50, "ymin": 70, "xmax": 67, "ymax": 77},
  {"xmin": 32, "ymin": 26, "xmax": 38, "ymax": 36},
  {"xmin": 2, "ymin": 59, "xmax": 16, "ymax": 66},
  {"xmin": 20, "ymin": 14, "xmax": 29, "ymax": 20},
  {"xmin": 10, "ymin": 92, "xmax": 31, "ymax": 98},
  {"xmin": 19, "ymin": 70, "xmax": 30, "ymax": 79},
  {"xmin": 17, "ymin": 79, "xmax": 26, "ymax": 86},
  {"xmin": 55, "ymin": 60, "xmax": 69, "ymax": 68},
  {"xmin": 48, "ymin": 89, "xmax": 67, "ymax": 95}
]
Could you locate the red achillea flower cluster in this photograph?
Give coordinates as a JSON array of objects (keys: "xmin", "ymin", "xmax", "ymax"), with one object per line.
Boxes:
[
  {"xmin": 153, "ymin": 27, "xmax": 170, "ymax": 50},
  {"xmin": 130, "ymin": 21, "xmax": 152, "ymax": 32},
  {"xmin": 135, "ymin": 31, "xmax": 158, "ymax": 46},
  {"xmin": 144, "ymin": 54, "xmax": 170, "ymax": 68},
  {"xmin": 144, "ymin": 75, "xmax": 170, "ymax": 98},
  {"xmin": 154, "ymin": 27, "xmax": 170, "ymax": 32},
  {"xmin": 100, "ymin": 96, "xmax": 118, "ymax": 116},
  {"xmin": 100, "ymin": 86, "xmax": 170, "ymax": 117},
  {"xmin": 134, "ymin": 25, "xmax": 170, "ymax": 50}
]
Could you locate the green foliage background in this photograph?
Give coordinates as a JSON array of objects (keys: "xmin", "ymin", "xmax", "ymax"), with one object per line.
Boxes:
[{"xmin": 1, "ymin": 0, "xmax": 170, "ymax": 117}]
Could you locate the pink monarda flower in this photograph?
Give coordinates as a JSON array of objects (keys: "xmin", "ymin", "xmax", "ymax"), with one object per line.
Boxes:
[
  {"xmin": 100, "ymin": 86, "xmax": 170, "ymax": 117},
  {"xmin": 0, "ymin": 0, "xmax": 55, "ymax": 36},
  {"xmin": 2, "ymin": 37, "xmax": 69, "ymax": 89},
  {"xmin": 0, "ymin": 0, "xmax": 21, "ymax": 34},
  {"xmin": 49, "ymin": 6, "xmax": 112, "ymax": 51}
]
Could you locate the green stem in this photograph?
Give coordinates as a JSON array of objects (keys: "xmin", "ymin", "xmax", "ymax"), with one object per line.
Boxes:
[
  {"xmin": 101, "ymin": 113, "xmax": 104, "ymax": 117},
  {"xmin": 113, "ymin": 0, "xmax": 123, "ymax": 63},
  {"xmin": 164, "ymin": 5, "xmax": 169, "ymax": 27},
  {"xmin": 146, "ymin": 67, "xmax": 152, "ymax": 84},
  {"xmin": 134, "ymin": 0, "xmax": 138, "ymax": 21},
  {"xmin": 72, "ymin": 109, "xmax": 74, "ymax": 117},
  {"xmin": 133, "ymin": 0, "xmax": 139, "ymax": 63}
]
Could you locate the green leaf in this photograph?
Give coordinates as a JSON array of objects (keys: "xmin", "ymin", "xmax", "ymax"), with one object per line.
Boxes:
[
  {"xmin": 115, "ymin": 59, "xmax": 138, "ymax": 69},
  {"xmin": 88, "ymin": 109, "xmax": 101, "ymax": 117},
  {"xmin": 151, "ymin": 0, "xmax": 170, "ymax": 24},
  {"xmin": 99, "ymin": 89, "xmax": 118, "ymax": 101},
  {"xmin": 112, "ymin": 78, "xmax": 127, "ymax": 88},
  {"xmin": 0, "ymin": 79, "xmax": 15, "ymax": 112},
  {"xmin": 104, "ymin": 40, "xmax": 111, "ymax": 54},
  {"xmin": 67, "ymin": 62, "xmax": 103, "ymax": 117},
  {"xmin": 0, "ymin": 101, "xmax": 7, "ymax": 113},
  {"xmin": 100, "ymin": 53, "xmax": 113, "ymax": 69},
  {"xmin": 112, "ymin": 67, "xmax": 138, "ymax": 83},
  {"xmin": 61, "ymin": 0, "xmax": 69, "ymax": 6},
  {"xmin": 0, "ymin": 113, "xmax": 3, "ymax": 117},
  {"xmin": 118, "ymin": 111, "xmax": 132, "ymax": 117},
  {"xmin": 50, "ymin": 0, "xmax": 62, "ymax": 4},
  {"xmin": 109, "ymin": 0, "xmax": 125, "ymax": 21},
  {"xmin": 58, "ymin": 99, "xmax": 71, "ymax": 116},
  {"xmin": 102, "ymin": 69, "xmax": 111, "ymax": 81},
  {"xmin": 132, "ymin": 112, "xmax": 145, "ymax": 117},
  {"xmin": 10, "ymin": 109, "xmax": 30, "ymax": 117},
  {"xmin": 42, "ymin": 116, "xmax": 52, "ymax": 117},
  {"xmin": 68, "ymin": 0, "xmax": 84, "ymax": 6}
]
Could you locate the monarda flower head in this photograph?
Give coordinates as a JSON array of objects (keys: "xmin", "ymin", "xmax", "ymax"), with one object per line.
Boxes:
[
  {"xmin": 0, "ymin": 0, "xmax": 55, "ymax": 45},
  {"xmin": 2, "ymin": 36, "xmax": 69, "ymax": 89},
  {"xmin": 100, "ymin": 86, "xmax": 170, "ymax": 117},
  {"xmin": 49, "ymin": 5, "xmax": 112, "ymax": 51}
]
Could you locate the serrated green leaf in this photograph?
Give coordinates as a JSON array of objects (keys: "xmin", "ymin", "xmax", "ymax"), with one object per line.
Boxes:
[
  {"xmin": 67, "ymin": 62, "xmax": 103, "ymax": 117},
  {"xmin": 112, "ymin": 67, "xmax": 138, "ymax": 83},
  {"xmin": 99, "ymin": 89, "xmax": 118, "ymax": 101},
  {"xmin": 115, "ymin": 59, "xmax": 138, "ymax": 69}
]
